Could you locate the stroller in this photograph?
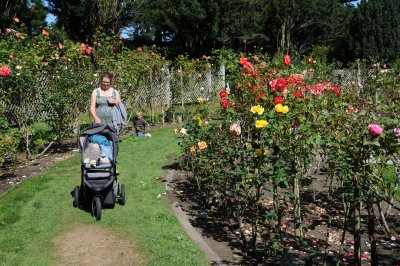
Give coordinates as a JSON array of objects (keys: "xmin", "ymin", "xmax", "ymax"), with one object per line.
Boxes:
[{"xmin": 73, "ymin": 124, "xmax": 126, "ymax": 220}]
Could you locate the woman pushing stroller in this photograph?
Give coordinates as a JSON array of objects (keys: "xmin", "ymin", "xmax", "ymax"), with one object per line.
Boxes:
[{"xmin": 90, "ymin": 71, "xmax": 126, "ymax": 134}]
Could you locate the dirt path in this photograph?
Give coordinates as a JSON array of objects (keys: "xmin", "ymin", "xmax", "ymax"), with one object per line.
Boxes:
[{"xmin": 53, "ymin": 224, "xmax": 145, "ymax": 266}]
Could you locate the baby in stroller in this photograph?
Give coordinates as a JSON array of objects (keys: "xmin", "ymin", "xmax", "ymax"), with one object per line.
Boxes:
[{"xmin": 73, "ymin": 124, "xmax": 125, "ymax": 220}]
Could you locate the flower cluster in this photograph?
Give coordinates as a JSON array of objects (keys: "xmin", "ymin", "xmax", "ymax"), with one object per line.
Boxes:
[
  {"xmin": 368, "ymin": 124, "xmax": 383, "ymax": 136},
  {"xmin": 0, "ymin": 65, "xmax": 12, "ymax": 77},
  {"xmin": 220, "ymin": 89, "xmax": 230, "ymax": 108}
]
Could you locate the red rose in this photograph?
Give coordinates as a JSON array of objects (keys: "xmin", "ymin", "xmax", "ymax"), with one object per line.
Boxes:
[
  {"xmin": 221, "ymin": 98, "xmax": 229, "ymax": 108},
  {"xmin": 219, "ymin": 90, "xmax": 228, "ymax": 98},
  {"xmin": 239, "ymin": 57, "xmax": 247, "ymax": 66},
  {"xmin": 333, "ymin": 86, "xmax": 340, "ymax": 96},
  {"xmin": 274, "ymin": 96, "xmax": 284, "ymax": 105},
  {"xmin": 294, "ymin": 91, "xmax": 302, "ymax": 98},
  {"xmin": 275, "ymin": 78, "xmax": 287, "ymax": 92},
  {"xmin": 283, "ymin": 55, "xmax": 291, "ymax": 66}
]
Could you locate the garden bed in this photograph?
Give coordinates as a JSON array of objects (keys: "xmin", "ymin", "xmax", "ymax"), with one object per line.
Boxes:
[{"xmin": 168, "ymin": 168, "xmax": 400, "ymax": 265}]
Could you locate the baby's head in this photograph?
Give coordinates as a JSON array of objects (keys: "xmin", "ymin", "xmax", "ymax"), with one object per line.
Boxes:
[{"xmin": 136, "ymin": 111, "xmax": 143, "ymax": 119}]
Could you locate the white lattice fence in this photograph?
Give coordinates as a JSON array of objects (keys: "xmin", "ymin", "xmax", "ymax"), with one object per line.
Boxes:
[
  {"xmin": 1, "ymin": 72, "xmax": 51, "ymax": 123},
  {"xmin": 169, "ymin": 67, "xmax": 225, "ymax": 105},
  {"xmin": 332, "ymin": 69, "xmax": 377, "ymax": 88},
  {"xmin": 122, "ymin": 66, "xmax": 225, "ymax": 110}
]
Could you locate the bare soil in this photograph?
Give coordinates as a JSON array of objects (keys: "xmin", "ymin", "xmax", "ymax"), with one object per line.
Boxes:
[
  {"xmin": 53, "ymin": 224, "xmax": 145, "ymax": 266},
  {"xmin": 167, "ymin": 166, "xmax": 400, "ymax": 265}
]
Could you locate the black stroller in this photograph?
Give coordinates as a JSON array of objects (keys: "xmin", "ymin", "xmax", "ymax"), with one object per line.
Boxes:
[{"xmin": 73, "ymin": 124, "xmax": 125, "ymax": 220}]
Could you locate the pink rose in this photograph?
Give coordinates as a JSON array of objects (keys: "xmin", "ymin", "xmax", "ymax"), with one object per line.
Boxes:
[
  {"xmin": 0, "ymin": 65, "xmax": 12, "ymax": 76},
  {"xmin": 283, "ymin": 55, "xmax": 291, "ymax": 66},
  {"xmin": 85, "ymin": 46, "xmax": 93, "ymax": 55},
  {"xmin": 229, "ymin": 124, "xmax": 241, "ymax": 135},
  {"xmin": 368, "ymin": 124, "xmax": 383, "ymax": 135}
]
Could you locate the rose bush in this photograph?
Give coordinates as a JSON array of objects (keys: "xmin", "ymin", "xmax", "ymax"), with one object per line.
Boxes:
[{"xmin": 177, "ymin": 53, "xmax": 399, "ymax": 264}]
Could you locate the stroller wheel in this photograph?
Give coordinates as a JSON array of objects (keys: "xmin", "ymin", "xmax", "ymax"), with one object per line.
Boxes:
[
  {"xmin": 73, "ymin": 186, "xmax": 80, "ymax": 207},
  {"xmin": 119, "ymin": 184, "xmax": 126, "ymax": 206},
  {"xmin": 92, "ymin": 196, "xmax": 102, "ymax": 220}
]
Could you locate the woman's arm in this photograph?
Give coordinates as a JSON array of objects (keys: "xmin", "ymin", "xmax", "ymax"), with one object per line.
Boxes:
[
  {"xmin": 107, "ymin": 89, "xmax": 121, "ymax": 105},
  {"xmin": 90, "ymin": 89, "xmax": 101, "ymax": 125}
]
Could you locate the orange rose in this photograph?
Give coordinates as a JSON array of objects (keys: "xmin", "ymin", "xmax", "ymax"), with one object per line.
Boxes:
[{"xmin": 198, "ymin": 141, "xmax": 207, "ymax": 150}]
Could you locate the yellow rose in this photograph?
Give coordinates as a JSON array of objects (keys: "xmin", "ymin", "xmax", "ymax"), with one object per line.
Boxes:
[
  {"xmin": 251, "ymin": 105, "xmax": 265, "ymax": 115},
  {"xmin": 255, "ymin": 120, "xmax": 268, "ymax": 128},
  {"xmin": 255, "ymin": 149, "xmax": 267, "ymax": 156},
  {"xmin": 274, "ymin": 104, "xmax": 289, "ymax": 113}
]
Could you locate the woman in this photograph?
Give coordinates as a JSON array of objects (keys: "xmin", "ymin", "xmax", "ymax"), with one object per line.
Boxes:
[{"xmin": 90, "ymin": 72, "xmax": 121, "ymax": 127}]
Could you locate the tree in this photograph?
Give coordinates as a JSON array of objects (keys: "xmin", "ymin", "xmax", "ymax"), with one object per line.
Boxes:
[
  {"xmin": 351, "ymin": 0, "xmax": 400, "ymax": 63},
  {"xmin": 0, "ymin": 0, "xmax": 30, "ymax": 30},
  {"xmin": 264, "ymin": 0, "xmax": 354, "ymax": 57},
  {"xmin": 29, "ymin": 0, "xmax": 48, "ymax": 35},
  {"xmin": 130, "ymin": 0, "xmax": 268, "ymax": 56},
  {"xmin": 216, "ymin": 0, "xmax": 269, "ymax": 53},
  {"xmin": 46, "ymin": 0, "xmax": 133, "ymax": 42}
]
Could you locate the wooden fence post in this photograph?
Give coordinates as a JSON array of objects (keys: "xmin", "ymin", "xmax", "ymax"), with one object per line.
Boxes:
[
  {"xmin": 219, "ymin": 63, "xmax": 226, "ymax": 91},
  {"xmin": 164, "ymin": 64, "xmax": 171, "ymax": 108},
  {"xmin": 207, "ymin": 64, "xmax": 212, "ymax": 95},
  {"xmin": 180, "ymin": 65, "xmax": 184, "ymax": 111},
  {"xmin": 150, "ymin": 68, "xmax": 154, "ymax": 123}
]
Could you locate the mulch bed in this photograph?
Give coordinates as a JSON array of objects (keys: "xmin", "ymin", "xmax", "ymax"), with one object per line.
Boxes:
[{"xmin": 167, "ymin": 167, "xmax": 400, "ymax": 265}]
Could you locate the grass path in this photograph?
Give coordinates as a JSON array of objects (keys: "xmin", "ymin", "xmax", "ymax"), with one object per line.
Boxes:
[{"xmin": 0, "ymin": 127, "xmax": 209, "ymax": 265}]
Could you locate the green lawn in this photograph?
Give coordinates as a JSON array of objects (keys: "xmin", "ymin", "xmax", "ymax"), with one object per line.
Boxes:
[{"xmin": 0, "ymin": 127, "xmax": 209, "ymax": 266}]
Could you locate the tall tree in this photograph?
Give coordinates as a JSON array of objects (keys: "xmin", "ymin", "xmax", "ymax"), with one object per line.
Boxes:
[
  {"xmin": 216, "ymin": 0, "xmax": 269, "ymax": 52},
  {"xmin": 131, "ymin": 0, "xmax": 173, "ymax": 46},
  {"xmin": 351, "ymin": 0, "xmax": 400, "ymax": 62},
  {"xmin": 130, "ymin": 0, "xmax": 268, "ymax": 56},
  {"xmin": 0, "ymin": 0, "xmax": 30, "ymax": 30},
  {"xmin": 264, "ymin": 0, "xmax": 354, "ymax": 57},
  {"xmin": 46, "ymin": 0, "xmax": 133, "ymax": 42},
  {"xmin": 29, "ymin": 0, "xmax": 48, "ymax": 35}
]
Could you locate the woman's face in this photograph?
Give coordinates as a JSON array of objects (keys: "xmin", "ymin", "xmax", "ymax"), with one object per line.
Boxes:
[{"xmin": 101, "ymin": 77, "xmax": 111, "ymax": 90}]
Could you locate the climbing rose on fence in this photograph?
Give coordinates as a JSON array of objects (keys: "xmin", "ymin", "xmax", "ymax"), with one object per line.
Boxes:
[
  {"xmin": 368, "ymin": 124, "xmax": 383, "ymax": 135},
  {"xmin": 220, "ymin": 90, "xmax": 229, "ymax": 98},
  {"xmin": 0, "ymin": 65, "xmax": 12, "ymax": 76},
  {"xmin": 221, "ymin": 97, "xmax": 229, "ymax": 108}
]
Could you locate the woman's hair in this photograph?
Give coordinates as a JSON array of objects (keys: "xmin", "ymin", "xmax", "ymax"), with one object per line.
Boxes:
[{"xmin": 100, "ymin": 71, "xmax": 114, "ymax": 81}]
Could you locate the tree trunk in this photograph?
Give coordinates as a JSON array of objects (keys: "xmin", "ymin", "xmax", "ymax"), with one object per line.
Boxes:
[
  {"xmin": 354, "ymin": 186, "xmax": 362, "ymax": 266},
  {"xmin": 294, "ymin": 175, "xmax": 303, "ymax": 238}
]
